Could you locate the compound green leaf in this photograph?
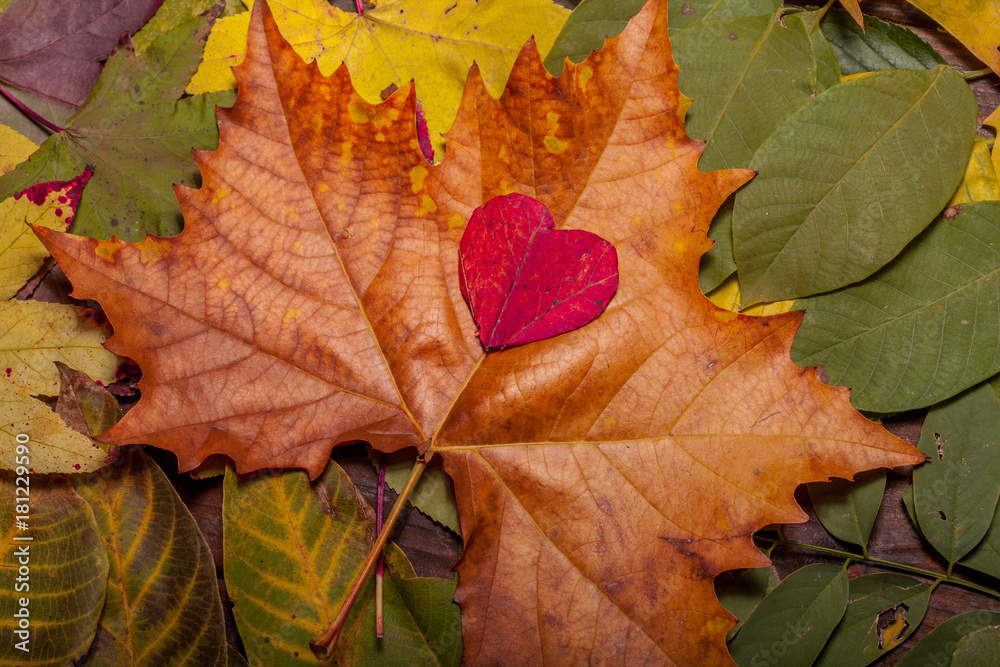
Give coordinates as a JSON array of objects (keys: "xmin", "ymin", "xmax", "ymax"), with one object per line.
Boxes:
[
  {"xmin": 675, "ymin": 9, "xmax": 841, "ymax": 173},
  {"xmin": 912, "ymin": 383, "xmax": 1000, "ymax": 564},
  {"xmin": 953, "ymin": 623, "xmax": 1000, "ymax": 665},
  {"xmin": 820, "ymin": 8, "xmax": 946, "ymax": 75},
  {"xmin": 807, "ymin": 469, "xmax": 886, "ymax": 548},
  {"xmin": 792, "ymin": 201, "xmax": 1000, "ymax": 413},
  {"xmin": 727, "ymin": 563, "xmax": 848, "ymax": 667},
  {"xmin": 814, "ymin": 573, "xmax": 930, "ymax": 667},
  {"xmin": 224, "ymin": 460, "xmax": 461, "ymax": 666},
  {"xmin": 733, "ymin": 66, "xmax": 977, "ymax": 305},
  {"xmin": 0, "ymin": 11, "xmax": 228, "ymax": 240},
  {"xmin": 72, "ymin": 446, "xmax": 227, "ymax": 666},
  {"xmin": 0, "ymin": 475, "xmax": 107, "ymax": 666},
  {"xmin": 896, "ymin": 610, "xmax": 1000, "ymax": 667},
  {"xmin": 715, "ymin": 562, "xmax": 779, "ymax": 640}
]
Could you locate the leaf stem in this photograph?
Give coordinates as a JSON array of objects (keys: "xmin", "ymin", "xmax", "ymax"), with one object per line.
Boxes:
[
  {"xmin": 375, "ymin": 452, "xmax": 386, "ymax": 639},
  {"xmin": 0, "ymin": 83, "xmax": 64, "ymax": 134},
  {"xmin": 310, "ymin": 451, "xmax": 432, "ymax": 658},
  {"xmin": 756, "ymin": 536, "xmax": 1000, "ymax": 599},
  {"xmin": 958, "ymin": 67, "xmax": 995, "ymax": 81},
  {"xmin": 354, "ymin": 0, "xmax": 364, "ymax": 15}
]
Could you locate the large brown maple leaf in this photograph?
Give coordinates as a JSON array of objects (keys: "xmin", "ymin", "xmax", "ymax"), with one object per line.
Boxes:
[{"xmin": 37, "ymin": 0, "xmax": 923, "ymax": 662}]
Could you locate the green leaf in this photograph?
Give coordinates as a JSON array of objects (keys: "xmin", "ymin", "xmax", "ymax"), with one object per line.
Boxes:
[
  {"xmin": 542, "ymin": 0, "xmax": 647, "ymax": 75},
  {"xmin": 700, "ymin": 195, "xmax": 737, "ymax": 293},
  {"xmin": 675, "ymin": 9, "xmax": 841, "ymax": 173},
  {"xmin": 896, "ymin": 610, "xmax": 1000, "ymax": 667},
  {"xmin": 814, "ymin": 573, "xmax": 930, "ymax": 667},
  {"xmin": 807, "ymin": 469, "xmax": 886, "ymax": 548},
  {"xmin": 715, "ymin": 563, "xmax": 779, "ymax": 640},
  {"xmin": 224, "ymin": 460, "xmax": 461, "ymax": 666},
  {"xmin": 733, "ymin": 66, "xmax": 977, "ymax": 305},
  {"xmin": 0, "ymin": 11, "xmax": 230, "ymax": 240},
  {"xmin": 133, "ymin": 0, "xmax": 247, "ymax": 54},
  {"xmin": 377, "ymin": 450, "xmax": 461, "ymax": 535},
  {"xmin": 953, "ymin": 623, "xmax": 1000, "ymax": 666},
  {"xmin": 72, "ymin": 446, "xmax": 227, "ymax": 666},
  {"xmin": 0, "ymin": 475, "xmax": 107, "ymax": 666},
  {"xmin": 669, "ymin": 0, "xmax": 780, "ymax": 34},
  {"xmin": 912, "ymin": 383, "xmax": 1000, "ymax": 564},
  {"xmin": 727, "ymin": 563, "xmax": 848, "ymax": 667},
  {"xmin": 791, "ymin": 201, "xmax": 1000, "ymax": 413},
  {"xmin": 820, "ymin": 8, "xmax": 947, "ymax": 75}
]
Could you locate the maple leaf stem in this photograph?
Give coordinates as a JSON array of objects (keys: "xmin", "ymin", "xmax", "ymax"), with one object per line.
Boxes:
[
  {"xmin": 375, "ymin": 452, "xmax": 386, "ymax": 639},
  {"xmin": 310, "ymin": 451, "xmax": 433, "ymax": 658},
  {"xmin": 0, "ymin": 83, "xmax": 65, "ymax": 134},
  {"xmin": 759, "ymin": 536, "xmax": 1000, "ymax": 599},
  {"xmin": 354, "ymin": 0, "xmax": 364, "ymax": 15}
]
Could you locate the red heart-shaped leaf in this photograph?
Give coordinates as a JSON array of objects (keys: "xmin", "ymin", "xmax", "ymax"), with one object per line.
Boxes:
[{"xmin": 459, "ymin": 193, "xmax": 619, "ymax": 350}]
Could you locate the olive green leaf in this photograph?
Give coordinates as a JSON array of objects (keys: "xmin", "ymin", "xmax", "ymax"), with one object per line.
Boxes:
[
  {"xmin": 814, "ymin": 573, "xmax": 930, "ymax": 667},
  {"xmin": 792, "ymin": 201, "xmax": 1000, "ymax": 413},
  {"xmin": 807, "ymin": 469, "xmax": 886, "ymax": 548},
  {"xmin": 377, "ymin": 450, "xmax": 461, "ymax": 535},
  {"xmin": 727, "ymin": 563, "xmax": 848, "ymax": 667},
  {"xmin": 715, "ymin": 562, "xmax": 779, "ymax": 640},
  {"xmin": 896, "ymin": 610, "xmax": 1000, "ymax": 667},
  {"xmin": 0, "ymin": 475, "xmax": 107, "ymax": 666},
  {"xmin": 911, "ymin": 383, "xmax": 1000, "ymax": 564},
  {"xmin": 73, "ymin": 446, "xmax": 227, "ymax": 666},
  {"xmin": 952, "ymin": 623, "xmax": 1000, "ymax": 665},
  {"xmin": 734, "ymin": 66, "xmax": 977, "ymax": 305},
  {"xmin": 0, "ymin": 11, "xmax": 231, "ymax": 240},
  {"xmin": 820, "ymin": 8, "xmax": 946, "ymax": 75},
  {"xmin": 224, "ymin": 460, "xmax": 461, "ymax": 666}
]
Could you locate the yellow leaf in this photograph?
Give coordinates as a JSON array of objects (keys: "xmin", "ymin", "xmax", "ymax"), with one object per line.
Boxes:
[
  {"xmin": 0, "ymin": 176, "xmax": 87, "ymax": 300},
  {"xmin": 948, "ymin": 135, "xmax": 1000, "ymax": 206},
  {"xmin": 0, "ymin": 375, "xmax": 110, "ymax": 473},
  {"xmin": 986, "ymin": 106, "xmax": 1000, "ymax": 185},
  {"xmin": 187, "ymin": 0, "xmax": 569, "ymax": 155},
  {"xmin": 0, "ymin": 124, "xmax": 36, "ymax": 175},
  {"xmin": 904, "ymin": 0, "xmax": 1000, "ymax": 77},
  {"xmin": 708, "ymin": 273, "xmax": 797, "ymax": 316},
  {"xmin": 0, "ymin": 301, "xmax": 120, "ymax": 396},
  {"xmin": 839, "ymin": 0, "xmax": 865, "ymax": 29}
]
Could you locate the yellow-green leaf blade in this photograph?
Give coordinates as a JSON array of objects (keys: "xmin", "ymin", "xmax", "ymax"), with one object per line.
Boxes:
[
  {"xmin": 0, "ymin": 300, "xmax": 119, "ymax": 396},
  {"xmin": 0, "ymin": 475, "xmax": 108, "ymax": 666},
  {"xmin": 903, "ymin": 0, "xmax": 1000, "ymax": 78},
  {"xmin": 0, "ymin": 375, "xmax": 109, "ymax": 473},
  {"xmin": 72, "ymin": 446, "xmax": 227, "ymax": 666}
]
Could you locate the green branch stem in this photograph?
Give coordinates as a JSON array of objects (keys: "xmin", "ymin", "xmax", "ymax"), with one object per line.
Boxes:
[{"xmin": 756, "ymin": 535, "xmax": 1000, "ymax": 600}]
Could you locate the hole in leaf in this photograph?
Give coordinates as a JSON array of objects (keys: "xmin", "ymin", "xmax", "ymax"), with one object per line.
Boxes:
[
  {"xmin": 876, "ymin": 603, "xmax": 910, "ymax": 650},
  {"xmin": 938, "ymin": 510, "xmax": 948, "ymax": 521}
]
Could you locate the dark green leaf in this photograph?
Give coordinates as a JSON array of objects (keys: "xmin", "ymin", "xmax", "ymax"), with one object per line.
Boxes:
[
  {"xmin": 715, "ymin": 563, "xmax": 779, "ymax": 640},
  {"xmin": 733, "ymin": 66, "xmax": 977, "ymax": 305},
  {"xmin": 701, "ymin": 195, "xmax": 736, "ymax": 293},
  {"xmin": 0, "ymin": 10, "xmax": 230, "ymax": 240},
  {"xmin": 912, "ymin": 383, "xmax": 1000, "ymax": 564},
  {"xmin": 896, "ymin": 610, "xmax": 1000, "ymax": 667},
  {"xmin": 675, "ymin": 9, "xmax": 841, "ymax": 172},
  {"xmin": 807, "ymin": 469, "xmax": 886, "ymax": 548},
  {"xmin": 669, "ymin": 0, "xmax": 780, "ymax": 34},
  {"xmin": 0, "ymin": 475, "xmax": 107, "ymax": 666},
  {"xmin": 727, "ymin": 563, "xmax": 848, "ymax": 667},
  {"xmin": 953, "ymin": 623, "xmax": 1000, "ymax": 666},
  {"xmin": 791, "ymin": 201, "xmax": 1000, "ymax": 413},
  {"xmin": 820, "ymin": 8, "xmax": 947, "ymax": 75},
  {"xmin": 72, "ymin": 447, "xmax": 227, "ymax": 666},
  {"xmin": 224, "ymin": 460, "xmax": 461, "ymax": 666},
  {"xmin": 814, "ymin": 573, "xmax": 930, "ymax": 667},
  {"xmin": 542, "ymin": 0, "xmax": 647, "ymax": 75}
]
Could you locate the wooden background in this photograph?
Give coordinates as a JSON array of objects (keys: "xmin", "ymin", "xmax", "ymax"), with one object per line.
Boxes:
[{"xmin": 122, "ymin": 1, "xmax": 1000, "ymax": 663}]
